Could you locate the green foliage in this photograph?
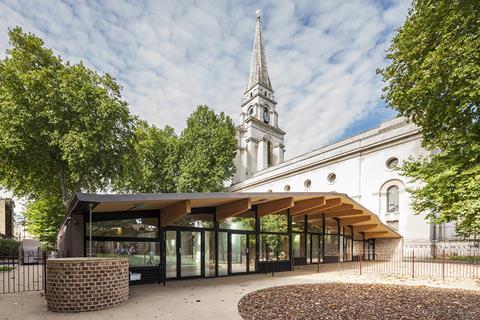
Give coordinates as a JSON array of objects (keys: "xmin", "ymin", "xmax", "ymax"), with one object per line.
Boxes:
[
  {"xmin": 114, "ymin": 105, "xmax": 237, "ymax": 193},
  {"xmin": 379, "ymin": 0, "xmax": 480, "ymax": 237},
  {"xmin": 114, "ymin": 120, "xmax": 179, "ymax": 193},
  {"xmin": 0, "ymin": 238, "xmax": 20, "ymax": 256},
  {"xmin": 176, "ymin": 105, "xmax": 237, "ymax": 192},
  {"xmin": 260, "ymin": 214, "xmax": 288, "ymax": 257},
  {"xmin": 0, "ymin": 28, "xmax": 237, "ymax": 248},
  {"xmin": 448, "ymin": 255, "xmax": 480, "ymax": 263},
  {"xmin": 0, "ymin": 27, "xmax": 134, "ymax": 207},
  {"xmin": 0, "ymin": 266, "xmax": 15, "ymax": 272},
  {"xmin": 23, "ymin": 196, "xmax": 65, "ymax": 248}
]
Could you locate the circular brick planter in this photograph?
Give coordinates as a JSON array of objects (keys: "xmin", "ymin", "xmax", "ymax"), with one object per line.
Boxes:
[{"xmin": 46, "ymin": 257, "xmax": 129, "ymax": 312}]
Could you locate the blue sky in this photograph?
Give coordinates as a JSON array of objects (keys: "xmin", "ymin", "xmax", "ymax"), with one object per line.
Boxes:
[{"xmin": 0, "ymin": 0, "xmax": 410, "ymax": 159}]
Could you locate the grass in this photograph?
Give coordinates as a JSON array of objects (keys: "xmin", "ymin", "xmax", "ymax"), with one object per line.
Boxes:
[
  {"xmin": 0, "ymin": 266, "xmax": 15, "ymax": 272},
  {"xmin": 448, "ymin": 255, "xmax": 480, "ymax": 263}
]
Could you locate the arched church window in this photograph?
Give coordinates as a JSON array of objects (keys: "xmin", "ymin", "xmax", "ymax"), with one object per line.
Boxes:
[
  {"xmin": 263, "ymin": 106, "xmax": 270, "ymax": 124},
  {"xmin": 248, "ymin": 106, "xmax": 254, "ymax": 116},
  {"xmin": 267, "ymin": 141, "xmax": 274, "ymax": 167},
  {"xmin": 387, "ymin": 186, "xmax": 399, "ymax": 213}
]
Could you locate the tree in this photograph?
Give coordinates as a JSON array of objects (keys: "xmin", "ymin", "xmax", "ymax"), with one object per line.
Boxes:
[
  {"xmin": 114, "ymin": 120, "xmax": 179, "ymax": 193},
  {"xmin": 114, "ymin": 105, "xmax": 237, "ymax": 194},
  {"xmin": 177, "ymin": 105, "xmax": 237, "ymax": 192},
  {"xmin": 0, "ymin": 27, "xmax": 135, "ymax": 208},
  {"xmin": 379, "ymin": 0, "xmax": 480, "ymax": 236},
  {"xmin": 23, "ymin": 196, "xmax": 65, "ymax": 249}
]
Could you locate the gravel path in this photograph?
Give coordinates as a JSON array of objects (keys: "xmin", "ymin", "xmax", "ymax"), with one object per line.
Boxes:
[{"xmin": 238, "ymin": 283, "xmax": 480, "ymax": 320}]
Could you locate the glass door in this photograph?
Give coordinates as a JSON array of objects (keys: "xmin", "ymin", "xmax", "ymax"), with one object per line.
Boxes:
[
  {"xmin": 311, "ymin": 234, "xmax": 322, "ymax": 264},
  {"xmin": 165, "ymin": 231, "xmax": 177, "ymax": 278},
  {"xmin": 218, "ymin": 232, "xmax": 228, "ymax": 276},
  {"xmin": 204, "ymin": 231, "xmax": 216, "ymax": 277},
  {"xmin": 248, "ymin": 234, "xmax": 257, "ymax": 273},
  {"xmin": 229, "ymin": 233, "xmax": 256, "ymax": 274},
  {"xmin": 180, "ymin": 231, "xmax": 202, "ymax": 277},
  {"xmin": 230, "ymin": 233, "xmax": 247, "ymax": 273}
]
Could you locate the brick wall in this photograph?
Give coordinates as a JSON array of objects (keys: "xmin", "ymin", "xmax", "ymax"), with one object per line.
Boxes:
[{"xmin": 46, "ymin": 258, "xmax": 129, "ymax": 313}]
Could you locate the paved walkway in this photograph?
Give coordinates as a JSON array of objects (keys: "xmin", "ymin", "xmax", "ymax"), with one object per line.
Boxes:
[{"xmin": 1, "ymin": 267, "xmax": 479, "ymax": 320}]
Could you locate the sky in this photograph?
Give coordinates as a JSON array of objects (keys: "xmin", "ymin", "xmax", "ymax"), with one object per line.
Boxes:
[{"xmin": 0, "ymin": 0, "xmax": 412, "ymax": 159}]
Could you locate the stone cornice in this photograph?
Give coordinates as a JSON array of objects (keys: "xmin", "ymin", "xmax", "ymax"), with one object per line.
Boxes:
[
  {"xmin": 229, "ymin": 118, "xmax": 422, "ymax": 191},
  {"xmin": 241, "ymin": 93, "xmax": 277, "ymax": 107},
  {"xmin": 245, "ymin": 117, "xmax": 286, "ymax": 135}
]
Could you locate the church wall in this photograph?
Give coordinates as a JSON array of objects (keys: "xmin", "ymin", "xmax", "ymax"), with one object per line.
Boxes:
[
  {"xmin": 231, "ymin": 120, "xmax": 434, "ymax": 243},
  {"xmin": 358, "ymin": 137, "xmax": 431, "ymax": 243}
]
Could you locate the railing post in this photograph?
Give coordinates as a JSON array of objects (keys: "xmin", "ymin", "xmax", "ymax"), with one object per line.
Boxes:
[
  {"xmin": 317, "ymin": 248, "xmax": 321, "ymax": 273},
  {"xmin": 412, "ymin": 250, "xmax": 415, "ymax": 278},
  {"xmin": 272, "ymin": 249, "xmax": 276, "ymax": 277},
  {"xmin": 359, "ymin": 253, "xmax": 362, "ymax": 275},
  {"xmin": 442, "ymin": 250, "xmax": 445, "ymax": 280},
  {"xmin": 291, "ymin": 249, "xmax": 295, "ymax": 272},
  {"xmin": 473, "ymin": 250, "xmax": 477, "ymax": 279},
  {"xmin": 43, "ymin": 251, "xmax": 48, "ymax": 295}
]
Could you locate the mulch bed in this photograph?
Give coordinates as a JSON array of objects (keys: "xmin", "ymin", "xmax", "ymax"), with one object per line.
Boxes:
[{"xmin": 237, "ymin": 283, "xmax": 480, "ymax": 320}]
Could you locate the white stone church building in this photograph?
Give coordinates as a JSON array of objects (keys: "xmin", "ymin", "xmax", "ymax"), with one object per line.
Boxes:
[{"xmin": 230, "ymin": 12, "xmax": 463, "ymax": 248}]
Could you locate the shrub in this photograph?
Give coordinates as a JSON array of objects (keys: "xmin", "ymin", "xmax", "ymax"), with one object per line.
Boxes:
[{"xmin": 0, "ymin": 238, "xmax": 20, "ymax": 256}]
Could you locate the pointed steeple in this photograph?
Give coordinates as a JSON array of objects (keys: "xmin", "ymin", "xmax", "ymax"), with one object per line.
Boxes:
[{"xmin": 247, "ymin": 10, "xmax": 272, "ymax": 91}]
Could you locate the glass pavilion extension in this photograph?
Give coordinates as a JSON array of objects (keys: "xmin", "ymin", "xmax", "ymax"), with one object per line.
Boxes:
[{"xmin": 57, "ymin": 192, "xmax": 400, "ymax": 284}]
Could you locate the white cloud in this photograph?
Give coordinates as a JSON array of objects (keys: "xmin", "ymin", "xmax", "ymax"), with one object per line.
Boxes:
[{"xmin": 0, "ymin": 0, "xmax": 410, "ymax": 159}]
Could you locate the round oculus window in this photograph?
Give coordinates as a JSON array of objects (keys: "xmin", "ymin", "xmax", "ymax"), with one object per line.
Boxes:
[
  {"xmin": 386, "ymin": 157, "xmax": 399, "ymax": 169},
  {"xmin": 327, "ymin": 173, "xmax": 337, "ymax": 183},
  {"xmin": 284, "ymin": 185, "xmax": 291, "ymax": 192},
  {"xmin": 304, "ymin": 179, "xmax": 312, "ymax": 189}
]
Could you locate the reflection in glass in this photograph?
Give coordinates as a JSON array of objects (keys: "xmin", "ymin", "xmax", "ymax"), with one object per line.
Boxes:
[
  {"xmin": 312, "ymin": 234, "xmax": 320, "ymax": 263},
  {"xmin": 387, "ymin": 185, "xmax": 400, "ymax": 213},
  {"xmin": 166, "ymin": 231, "xmax": 176, "ymax": 278},
  {"xmin": 307, "ymin": 234, "xmax": 311, "ymax": 262},
  {"xmin": 343, "ymin": 226, "xmax": 353, "ymax": 235},
  {"xmin": 231, "ymin": 234, "xmax": 247, "ymax": 273},
  {"xmin": 325, "ymin": 217, "xmax": 339, "ymax": 234},
  {"xmin": 180, "ymin": 231, "xmax": 201, "ymax": 277},
  {"xmin": 249, "ymin": 235, "xmax": 256, "ymax": 272},
  {"xmin": 324, "ymin": 234, "xmax": 339, "ymax": 256},
  {"xmin": 219, "ymin": 211, "xmax": 255, "ymax": 231},
  {"xmin": 260, "ymin": 234, "xmax": 289, "ymax": 261},
  {"xmin": 260, "ymin": 211, "xmax": 288, "ymax": 232},
  {"xmin": 205, "ymin": 231, "xmax": 216, "ymax": 277},
  {"xmin": 171, "ymin": 213, "xmax": 214, "ymax": 228},
  {"xmin": 88, "ymin": 240, "xmax": 160, "ymax": 267},
  {"xmin": 218, "ymin": 232, "xmax": 228, "ymax": 276},
  {"xmin": 345, "ymin": 237, "xmax": 353, "ymax": 261},
  {"xmin": 292, "ymin": 233, "xmax": 305, "ymax": 257},
  {"xmin": 88, "ymin": 217, "xmax": 158, "ymax": 238},
  {"xmin": 307, "ymin": 215, "xmax": 323, "ymax": 233},
  {"xmin": 291, "ymin": 216, "xmax": 305, "ymax": 232}
]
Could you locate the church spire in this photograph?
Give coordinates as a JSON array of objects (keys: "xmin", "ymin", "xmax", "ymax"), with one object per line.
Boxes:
[{"xmin": 247, "ymin": 10, "xmax": 272, "ymax": 91}]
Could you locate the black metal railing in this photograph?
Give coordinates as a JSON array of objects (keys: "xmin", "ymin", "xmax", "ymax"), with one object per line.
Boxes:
[
  {"xmin": 1, "ymin": 249, "xmax": 47, "ymax": 294},
  {"xmin": 317, "ymin": 249, "xmax": 480, "ymax": 280}
]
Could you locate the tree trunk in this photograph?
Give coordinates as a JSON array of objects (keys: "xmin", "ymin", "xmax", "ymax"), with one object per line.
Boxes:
[{"xmin": 59, "ymin": 164, "xmax": 70, "ymax": 209}]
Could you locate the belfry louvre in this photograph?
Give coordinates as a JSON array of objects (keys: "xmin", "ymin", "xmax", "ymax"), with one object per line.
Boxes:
[{"xmin": 57, "ymin": 192, "xmax": 401, "ymax": 284}]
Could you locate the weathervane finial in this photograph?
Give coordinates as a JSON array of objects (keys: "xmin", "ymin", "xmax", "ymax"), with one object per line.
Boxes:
[{"xmin": 256, "ymin": 9, "xmax": 262, "ymax": 21}]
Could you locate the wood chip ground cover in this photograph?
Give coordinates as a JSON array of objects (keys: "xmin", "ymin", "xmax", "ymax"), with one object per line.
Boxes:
[{"xmin": 237, "ymin": 283, "xmax": 480, "ymax": 319}]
